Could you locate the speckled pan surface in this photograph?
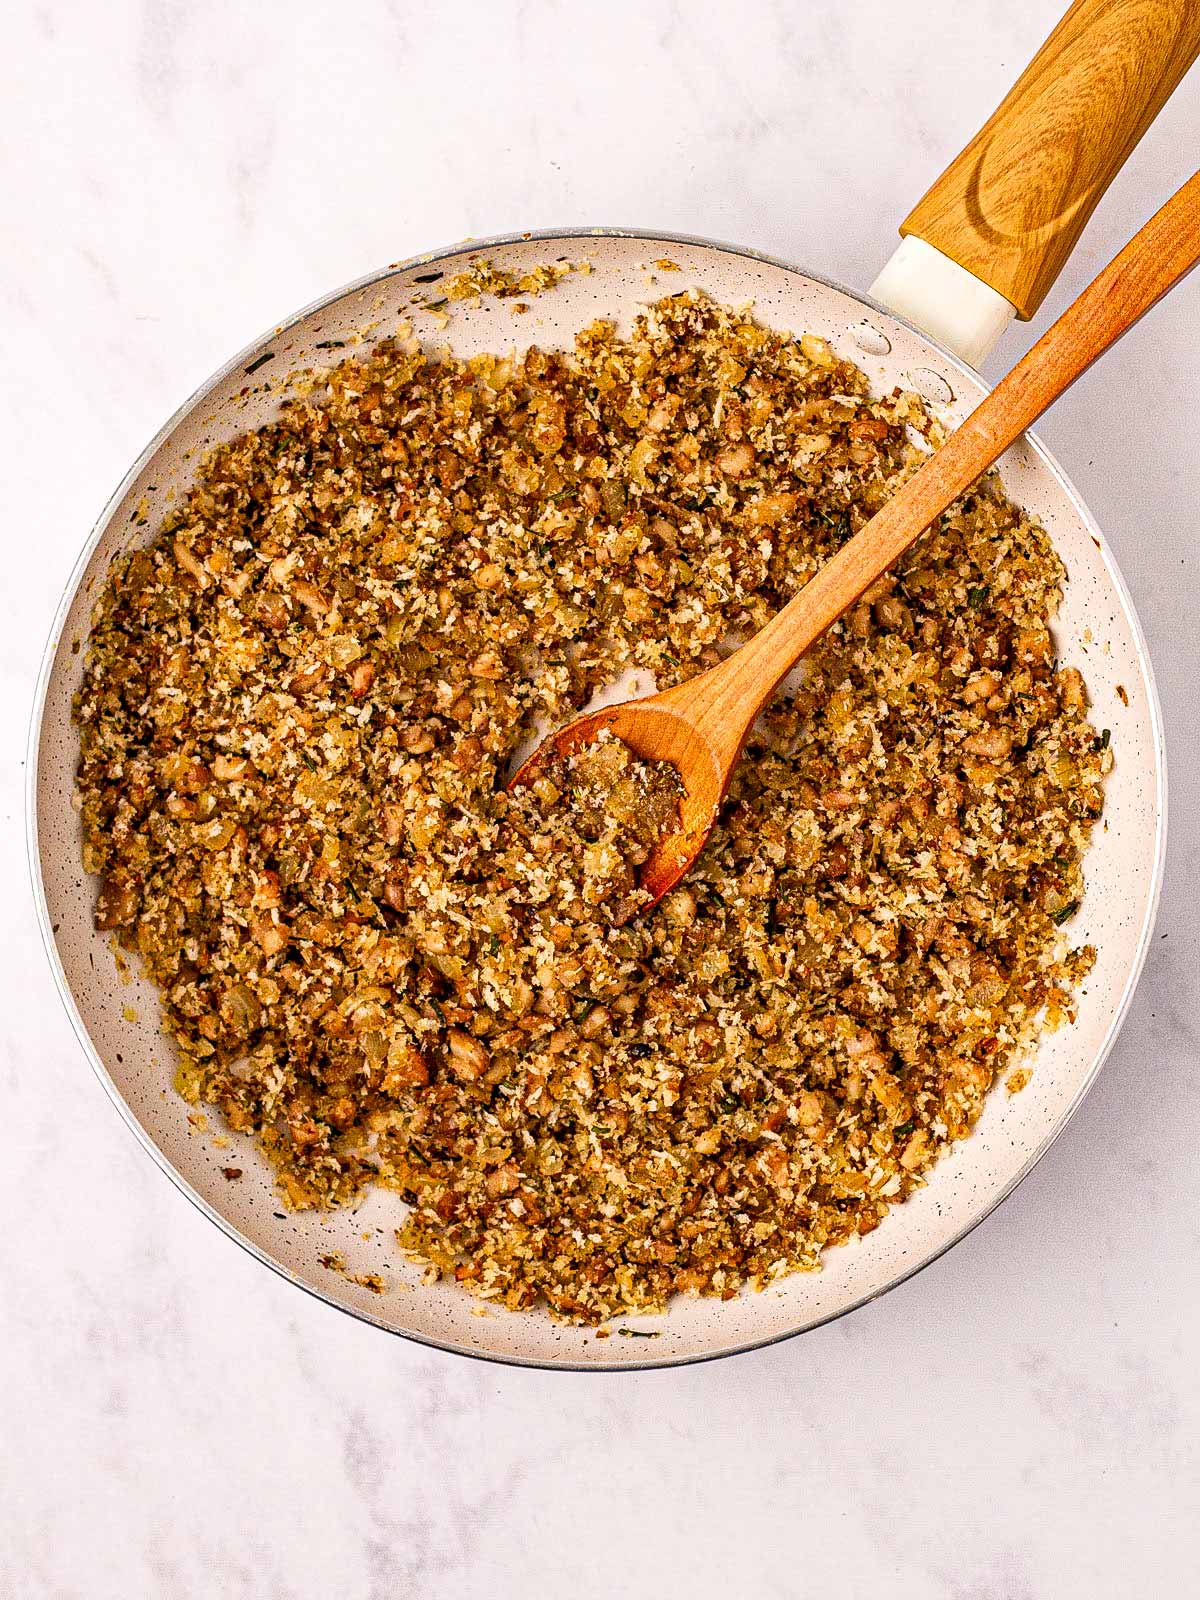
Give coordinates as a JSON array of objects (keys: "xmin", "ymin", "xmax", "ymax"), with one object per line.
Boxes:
[{"xmin": 30, "ymin": 230, "xmax": 1166, "ymax": 1368}]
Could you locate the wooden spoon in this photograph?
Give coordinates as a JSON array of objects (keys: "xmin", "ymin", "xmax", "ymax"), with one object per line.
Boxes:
[{"xmin": 512, "ymin": 170, "xmax": 1200, "ymax": 904}]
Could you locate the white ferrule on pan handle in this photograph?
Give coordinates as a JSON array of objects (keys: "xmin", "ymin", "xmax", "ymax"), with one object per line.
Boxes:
[
  {"xmin": 870, "ymin": 0, "xmax": 1200, "ymax": 368},
  {"xmin": 870, "ymin": 239, "xmax": 1015, "ymax": 368}
]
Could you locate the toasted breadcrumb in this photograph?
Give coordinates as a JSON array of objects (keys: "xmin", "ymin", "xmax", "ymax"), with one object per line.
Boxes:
[
  {"xmin": 75, "ymin": 292, "xmax": 1104, "ymax": 1322},
  {"xmin": 444, "ymin": 258, "xmax": 586, "ymax": 302}
]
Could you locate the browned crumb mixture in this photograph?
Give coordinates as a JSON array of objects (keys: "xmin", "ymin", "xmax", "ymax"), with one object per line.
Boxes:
[
  {"xmin": 441, "ymin": 258, "xmax": 588, "ymax": 303},
  {"xmin": 514, "ymin": 730, "xmax": 686, "ymax": 922},
  {"xmin": 76, "ymin": 293, "xmax": 1106, "ymax": 1322}
]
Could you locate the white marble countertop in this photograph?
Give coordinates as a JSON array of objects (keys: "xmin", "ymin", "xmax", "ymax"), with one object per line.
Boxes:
[{"xmin": 4, "ymin": 2, "xmax": 1199, "ymax": 1594}]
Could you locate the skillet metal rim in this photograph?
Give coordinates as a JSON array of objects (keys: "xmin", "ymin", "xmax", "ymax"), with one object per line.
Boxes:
[{"xmin": 27, "ymin": 225, "xmax": 1170, "ymax": 1371}]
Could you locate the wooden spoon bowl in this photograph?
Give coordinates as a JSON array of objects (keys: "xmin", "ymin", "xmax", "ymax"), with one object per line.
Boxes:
[{"xmin": 509, "ymin": 692, "xmax": 729, "ymax": 903}]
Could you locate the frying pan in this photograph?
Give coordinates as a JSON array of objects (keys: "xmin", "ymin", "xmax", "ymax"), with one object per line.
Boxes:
[{"xmin": 29, "ymin": 0, "xmax": 1196, "ymax": 1368}]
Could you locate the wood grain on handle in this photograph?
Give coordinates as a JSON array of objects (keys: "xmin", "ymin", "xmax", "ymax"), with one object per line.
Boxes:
[
  {"xmin": 899, "ymin": 0, "xmax": 1200, "ymax": 320},
  {"xmin": 672, "ymin": 169, "xmax": 1200, "ymax": 763}
]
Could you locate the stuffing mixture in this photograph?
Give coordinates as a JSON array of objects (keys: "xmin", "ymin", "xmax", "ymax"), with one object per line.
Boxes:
[{"xmin": 75, "ymin": 291, "xmax": 1105, "ymax": 1321}]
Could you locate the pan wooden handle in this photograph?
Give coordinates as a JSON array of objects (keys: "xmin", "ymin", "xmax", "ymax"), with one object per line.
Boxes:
[{"xmin": 900, "ymin": 0, "xmax": 1200, "ymax": 320}]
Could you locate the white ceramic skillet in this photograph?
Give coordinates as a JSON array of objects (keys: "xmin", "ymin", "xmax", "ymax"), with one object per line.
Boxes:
[{"xmin": 29, "ymin": 1, "xmax": 1197, "ymax": 1367}]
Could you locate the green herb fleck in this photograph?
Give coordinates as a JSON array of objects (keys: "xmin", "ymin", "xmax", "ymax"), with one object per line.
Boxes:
[
  {"xmin": 245, "ymin": 351, "xmax": 275, "ymax": 375},
  {"xmin": 894, "ymin": 1119, "xmax": 914, "ymax": 1138},
  {"xmin": 1051, "ymin": 903, "xmax": 1079, "ymax": 925},
  {"xmin": 967, "ymin": 586, "xmax": 987, "ymax": 606}
]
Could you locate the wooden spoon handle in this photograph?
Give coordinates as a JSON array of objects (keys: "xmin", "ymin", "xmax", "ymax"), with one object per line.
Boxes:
[
  {"xmin": 679, "ymin": 169, "xmax": 1200, "ymax": 757},
  {"xmin": 901, "ymin": 0, "xmax": 1200, "ymax": 320}
]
